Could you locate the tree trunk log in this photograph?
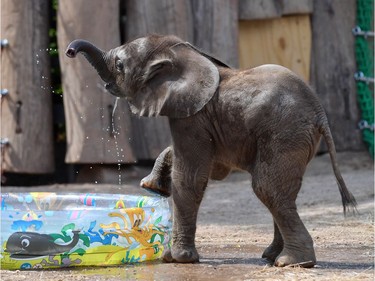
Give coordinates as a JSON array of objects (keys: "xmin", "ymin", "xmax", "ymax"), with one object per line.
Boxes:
[{"xmin": 1, "ymin": 0, "xmax": 54, "ymax": 173}]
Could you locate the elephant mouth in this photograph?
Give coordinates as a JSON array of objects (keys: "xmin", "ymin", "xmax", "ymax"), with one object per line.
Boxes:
[
  {"xmin": 104, "ymin": 82, "xmax": 122, "ymax": 97},
  {"xmin": 104, "ymin": 83, "xmax": 113, "ymax": 90}
]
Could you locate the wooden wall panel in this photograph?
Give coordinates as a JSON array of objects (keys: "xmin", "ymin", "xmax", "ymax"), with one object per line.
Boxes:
[
  {"xmin": 239, "ymin": 0, "xmax": 313, "ymax": 19},
  {"xmin": 125, "ymin": 0, "xmax": 193, "ymax": 41},
  {"xmin": 191, "ymin": 0, "xmax": 239, "ymax": 67},
  {"xmin": 57, "ymin": 0, "xmax": 136, "ymax": 164},
  {"xmin": 280, "ymin": 0, "xmax": 313, "ymax": 15},
  {"xmin": 239, "ymin": 0, "xmax": 280, "ymax": 20},
  {"xmin": 124, "ymin": 0, "xmax": 194, "ymax": 160},
  {"xmin": 310, "ymin": 0, "xmax": 363, "ymax": 151},
  {"xmin": 239, "ymin": 15, "xmax": 311, "ymax": 82},
  {"xmin": 1, "ymin": 0, "xmax": 54, "ymax": 173}
]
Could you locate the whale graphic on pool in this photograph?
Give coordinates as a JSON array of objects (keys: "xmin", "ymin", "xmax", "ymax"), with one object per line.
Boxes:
[{"xmin": 5, "ymin": 231, "xmax": 80, "ymax": 259}]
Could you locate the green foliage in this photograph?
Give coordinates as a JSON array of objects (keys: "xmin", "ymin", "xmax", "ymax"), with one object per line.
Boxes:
[
  {"xmin": 52, "ymin": 0, "xmax": 58, "ymax": 11},
  {"xmin": 49, "ymin": 0, "xmax": 62, "ymax": 95},
  {"xmin": 355, "ymin": 0, "xmax": 374, "ymax": 158}
]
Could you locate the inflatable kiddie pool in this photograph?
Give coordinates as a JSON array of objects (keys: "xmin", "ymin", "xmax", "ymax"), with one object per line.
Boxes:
[{"xmin": 0, "ymin": 192, "xmax": 171, "ymax": 269}]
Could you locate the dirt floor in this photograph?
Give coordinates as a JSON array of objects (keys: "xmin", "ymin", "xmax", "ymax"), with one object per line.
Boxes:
[{"xmin": 1, "ymin": 151, "xmax": 374, "ymax": 281}]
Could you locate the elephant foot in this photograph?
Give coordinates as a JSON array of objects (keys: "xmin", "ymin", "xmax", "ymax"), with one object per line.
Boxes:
[
  {"xmin": 162, "ymin": 247, "xmax": 199, "ymax": 263},
  {"xmin": 262, "ymin": 243, "xmax": 283, "ymax": 262},
  {"xmin": 274, "ymin": 248, "xmax": 316, "ymax": 268},
  {"xmin": 140, "ymin": 173, "xmax": 171, "ymax": 197}
]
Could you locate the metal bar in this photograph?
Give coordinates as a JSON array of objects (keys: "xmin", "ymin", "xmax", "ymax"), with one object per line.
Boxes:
[
  {"xmin": 0, "ymin": 138, "xmax": 10, "ymax": 148},
  {"xmin": 15, "ymin": 101, "xmax": 23, "ymax": 134},
  {"xmin": 1, "ymin": 89, "xmax": 9, "ymax": 96},
  {"xmin": 352, "ymin": 26, "xmax": 374, "ymax": 37},
  {"xmin": 354, "ymin": 72, "xmax": 374, "ymax": 84},
  {"xmin": 1, "ymin": 39, "xmax": 9, "ymax": 48},
  {"xmin": 358, "ymin": 120, "xmax": 375, "ymax": 131}
]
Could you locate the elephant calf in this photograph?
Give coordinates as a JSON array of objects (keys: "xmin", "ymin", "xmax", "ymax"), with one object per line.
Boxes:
[{"xmin": 66, "ymin": 34, "xmax": 357, "ymax": 267}]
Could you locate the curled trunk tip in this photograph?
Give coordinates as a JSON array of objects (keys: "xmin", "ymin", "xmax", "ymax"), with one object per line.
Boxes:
[
  {"xmin": 65, "ymin": 39, "xmax": 97, "ymax": 58},
  {"xmin": 64, "ymin": 39, "xmax": 113, "ymax": 83},
  {"xmin": 66, "ymin": 48, "xmax": 77, "ymax": 58}
]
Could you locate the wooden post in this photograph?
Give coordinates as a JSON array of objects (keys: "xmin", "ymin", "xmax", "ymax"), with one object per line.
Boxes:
[
  {"xmin": 57, "ymin": 0, "xmax": 136, "ymax": 164},
  {"xmin": 191, "ymin": 0, "xmax": 239, "ymax": 67},
  {"xmin": 1, "ymin": 0, "xmax": 54, "ymax": 173},
  {"xmin": 124, "ymin": 0, "xmax": 194, "ymax": 160},
  {"xmin": 310, "ymin": 0, "xmax": 364, "ymax": 151}
]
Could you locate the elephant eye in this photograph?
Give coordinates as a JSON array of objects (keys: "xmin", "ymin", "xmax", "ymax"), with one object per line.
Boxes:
[{"xmin": 115, "ymin": 59, "xmax": 124, "ymax": 71}]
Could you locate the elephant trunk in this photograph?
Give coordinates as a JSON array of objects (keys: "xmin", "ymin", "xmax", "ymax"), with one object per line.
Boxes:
[{"xmin": 65, "ymin": 39, "xmax": 113, "ymax": 83}]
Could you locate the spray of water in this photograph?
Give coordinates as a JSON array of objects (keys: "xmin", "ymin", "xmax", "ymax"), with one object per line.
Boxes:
[
  {"xmin": 36, "ymin": 48, "xmax": 61, "ymax": 96},
  {"xmin": 37, "ymin": 50, "xmax": 126, "ymax": 186},
  {"xmin": 111, "ymin": 97, "xmax": 123, "ymax": 186}
]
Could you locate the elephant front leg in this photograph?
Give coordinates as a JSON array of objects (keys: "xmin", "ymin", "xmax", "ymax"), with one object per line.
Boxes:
[
  {"xmin": 140, "ymin": 146, "xmax": 173, "ymax": 197},
  {"xmin": 163, "ymin": 196, "xmax": 201, "ymax": 263},
  {"xmin": 163, "ymin": 154, "xmax": 211, "ymax": 263}
]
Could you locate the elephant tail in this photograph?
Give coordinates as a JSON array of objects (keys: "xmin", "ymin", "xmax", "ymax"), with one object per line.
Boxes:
[{"xmin": 319, "ymin": 121, "xmax": 358, "ymax": 215}]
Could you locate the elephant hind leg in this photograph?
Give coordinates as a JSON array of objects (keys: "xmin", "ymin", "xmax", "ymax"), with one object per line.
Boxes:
[
  {"xmin": 271, "ymin": 204, "xmax": 316, "ymax": 268},
  {"xmin": 262, "ymin": 220, "xmax": 283, "ymax": 262},
  {"xmin": 252, "ymin": 154, "xmax": 316, "ymax": 268}
]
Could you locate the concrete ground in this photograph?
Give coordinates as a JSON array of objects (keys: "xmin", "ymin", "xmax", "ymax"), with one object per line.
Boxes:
[{"xmin": 1, "ymin": 151, "xmax": 374, "ymax": 281}]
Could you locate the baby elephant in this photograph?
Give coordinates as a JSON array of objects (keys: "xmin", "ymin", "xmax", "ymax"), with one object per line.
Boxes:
[{"xmin": 66, "ymin": 34, "xmax": 357, "ymax": 267}]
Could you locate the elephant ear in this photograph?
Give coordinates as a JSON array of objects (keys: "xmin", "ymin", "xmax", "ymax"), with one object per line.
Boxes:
[{"xmin": 132, "ymin": 42, "xmax": 220, "ymax": 118}]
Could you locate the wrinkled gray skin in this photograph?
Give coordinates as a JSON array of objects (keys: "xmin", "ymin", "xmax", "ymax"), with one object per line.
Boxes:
[{"xmin": 66, "ymin": 34, "xmax": 357, "ymax": 267}]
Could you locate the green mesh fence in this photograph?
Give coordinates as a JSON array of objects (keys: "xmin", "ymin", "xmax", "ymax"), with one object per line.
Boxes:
[{"xmin": 354, "ymin": 0, "xmax": 374, "ymax": 158}]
